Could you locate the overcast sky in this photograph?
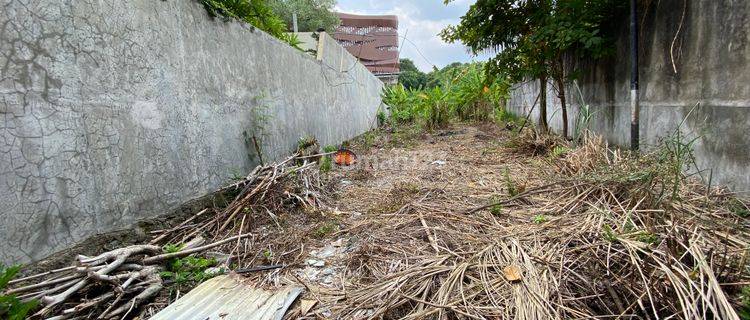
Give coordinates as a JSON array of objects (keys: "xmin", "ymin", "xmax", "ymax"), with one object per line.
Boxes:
[{"xmin": 334, "ymin": 0, "xmax": 492, "ymax": 72}]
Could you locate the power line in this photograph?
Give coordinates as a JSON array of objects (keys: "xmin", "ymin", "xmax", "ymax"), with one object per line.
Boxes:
[{"xmin": 397, "ymin": 33, "xmax": 437, "ymax": 70}]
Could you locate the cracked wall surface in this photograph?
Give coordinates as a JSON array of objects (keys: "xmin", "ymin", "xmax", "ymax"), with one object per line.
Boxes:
[
  {"xmin": 0, "ymin": 0, "xmax": 383, "ymax": 264},
  {"xmin": 508, "ymin": 0, "xmax": 750, "ymax": 191}
]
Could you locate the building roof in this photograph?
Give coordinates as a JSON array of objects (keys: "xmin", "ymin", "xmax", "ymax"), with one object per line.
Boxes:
[
  {"xmin": 336, "ymin": 13, "xmax": 398, "ymax": 28},
  {"xmin": 332, "ymin": 12, "xmax": 400, "ymax": 75}
]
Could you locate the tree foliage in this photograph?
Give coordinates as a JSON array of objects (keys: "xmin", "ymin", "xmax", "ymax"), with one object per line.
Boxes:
[
  {"xmin": 441, "ymin": 0, "xmax": 625, "ymax": 136},
  {"xmin": 426, "ymin": 62, "xmax": 466, "ymax": 88},
  {"xmin": 199, "ymin": 0, "xmax": 303, "ymax": 49},
  {"xmin": 268, "ymin": 0, "xmax": 340, "ymax": 32},
  {"xmin": 398, "ymin": 58, "xmax": 430, "ymax": 90}
]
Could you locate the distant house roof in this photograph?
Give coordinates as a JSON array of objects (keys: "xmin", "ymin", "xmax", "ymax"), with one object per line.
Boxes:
[
  {"xmin": 332, "ymin": 13, "xmax": 399, "ymax": 75},
  {"xmin": 336, "ymin": 13, "xmax": 398, "ymax": 28}
]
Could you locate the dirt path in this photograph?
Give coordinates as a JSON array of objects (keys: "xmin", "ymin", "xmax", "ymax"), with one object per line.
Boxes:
[{"xmin": 279, "ymin": 123, "xmax": 558, "ymax": 318}]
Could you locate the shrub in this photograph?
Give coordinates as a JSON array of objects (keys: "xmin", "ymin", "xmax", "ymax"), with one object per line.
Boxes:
[
  {"xmin": 382, "ymin": 84, "xmax": 418, "ymax": 124},
  {"xmin": 381, "ymin": 62, "xmax": 512, "ymax": 131},
  {"xmin": 416, "ymin": 87, "xmax": 451, "ymax": 130},
  {"xmin": 199, "ymin": 0, "xmax": 302, "ymax": 49},
  {"xmin": 448, "ymin": 63, "xmax": 494, "ymax": 121}
]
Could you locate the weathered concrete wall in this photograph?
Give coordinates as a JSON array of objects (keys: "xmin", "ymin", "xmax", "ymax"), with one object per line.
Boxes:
[
  {"xmin": 0, "ymin": 0, "xmax": 384, "ymax": 264},
  {"xmin": 508, "ymin": 0, "xmax": 750, "ymax": 191}
]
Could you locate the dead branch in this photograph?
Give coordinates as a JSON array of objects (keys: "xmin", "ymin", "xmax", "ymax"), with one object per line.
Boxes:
[{"xmin": 143, "ymin": 233, "xmax": 252, "ymax": 264}]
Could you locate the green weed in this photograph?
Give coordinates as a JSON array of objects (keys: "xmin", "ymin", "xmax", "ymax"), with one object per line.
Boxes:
[
  {"xmin": 377, "ymin": 111, "xmax": 387, "ymax": 127},
  {"xmin": 494, "ymin": 108, "xmax": 524, "ymax": 129},
  {"xmin": 634, "ymin": 231, "xmax": 659, "ymax": 245},
  {"xmin": 229, "ymin": 167, "xmax": 244, "ymax": 181},
  {"xmin": 532, "ymin": 214, "xmax": 548, "ymax": 224},
  {"xmin": 319, "ymin": 157, "xmax": 332, "ymax": 173},
  {"xmin": 318, "ymin": 145, "xmax": 336, "ymax": 173},
  {"xmin": 262, "ymin": 249, "xmax": 273, "ymax": 260},
  {"xmin": 739, "ymin": 286, "xmax": 750, "ymax": 319},
  {"xmin": 163, "ymin": 243, "xmax": 183, "ymax": 254},
  {"xmin": 244, "ymin": 99, "xmax": 271, "ymax": 165},
  {"xmin": 160, "ymin": 255, "xmax": 219, "ymax": 285},
  {"xmin": 1, "ymin": 265, "xmax": 39, "ymax": 320},
  {"xmin": 504, "ymin": 168, "xmax": 519, "ymax": 197},
  {"xmin": 313, "ymin": 220, "xmax": 339, "ymax": 238},
  {"xmin": 358, "ymin": 131, "xmax": 378, "ymax": 149},
  {"xmin": 297, "ymin": 135, "xmax": 318, "ymax": 150},
  {"xmin": 390, "ymin": 125, "xmax": 421, "ymax": 148},
  {"xmin": 490, "ymin": 200, "xmax": 503, "ymax": 216},
  {"xmin": 382, "ymin": 62, "xmax": 512, "ymax": 132},
  {"xmin": 548, "ymin": 146, "xmax": 570, "ymax": 159},
  {"xmin": 572, "ymin": 82, "xmax": 596, "ymax": 144},
  {"xmin": 602, "ymin": 225, "xmax": 618, "ymax": 242},
  {"xmin": 729, "ymin": 198, "xmax": 750, "ymax": 218}
]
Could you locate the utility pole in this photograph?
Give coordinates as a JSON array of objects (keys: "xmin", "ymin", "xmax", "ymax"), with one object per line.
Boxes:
[
  {"xmin": 292, "ymin": 12, "xmax": 298, "ymax": 33},
  {"xmin": 630, "ymin": 0, "xmax": 639, "ymax": 151}
]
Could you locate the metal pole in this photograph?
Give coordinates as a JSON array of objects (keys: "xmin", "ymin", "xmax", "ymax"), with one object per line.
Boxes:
[
  {"xmin": 292, "ymin": 12, "xmax": 298, "ymax": 33},
  {"xmin": 630, "ymin": 0, "xmax": 639, "ymax": 151}
]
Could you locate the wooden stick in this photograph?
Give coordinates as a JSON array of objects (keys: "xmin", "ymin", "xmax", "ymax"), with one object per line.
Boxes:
[
  {"xmin": 149, "ymin": 209, "xmax": 208, "ymax": 244},
  {"xmin": 296, "ymin": 151, "xmax": 337, "ymax": 159},
  {"xmin": 9, "ymin": 266, "xmax": 77, "ymax": 285},
  {"xmin": 463, "ymin": 181, "xmax": 576, "ymax": 214},
  {"xmin": 5, "ymin": 274, "xmax": 83, "ymax": 295},
  {"xmin": 419, "ymin": 212, "xmax": 440, "ymax": 254},
  {"xmin": 143, "ymin": 233, "xmax": 253, "ymax": 264}
]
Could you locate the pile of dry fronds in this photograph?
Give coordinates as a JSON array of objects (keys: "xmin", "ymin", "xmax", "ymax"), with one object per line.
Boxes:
[
  {"xmin": 325, "ymin": 133, "xmax": 750, "ymax": 319},
  {"xmin": 506, "ymin": 128, "xmax": 566, "ymax": 156},
  {"xmin": 4, "ymin": 153, "xmax": 326, "ymax": 319},
  {"xmin": 150, "ymin": 154, "xmax": 326, "ymax": 246}
]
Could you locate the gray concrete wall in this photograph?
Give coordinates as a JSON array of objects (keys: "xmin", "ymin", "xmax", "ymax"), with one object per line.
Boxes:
[
  {"xmin": 0, "ymin": 0, "xmax": 384, "ymax": 264},
  {"xmin": 507, "ymin": 0, "xmax": 750, "ymax": 191}
]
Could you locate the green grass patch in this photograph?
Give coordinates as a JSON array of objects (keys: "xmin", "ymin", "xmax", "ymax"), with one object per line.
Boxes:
[{"xmin": 313, "ymin": 220, "xmax": 339, "ymax": 238}]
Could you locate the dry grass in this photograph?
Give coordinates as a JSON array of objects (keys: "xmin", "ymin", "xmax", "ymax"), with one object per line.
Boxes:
[
  {"xmin": 9, "ymin": 123, "xmax": 750, "ymax": 319},
  {"xmin": 310, "ymin": 124, "xmax": 750, "ymax": 319}
]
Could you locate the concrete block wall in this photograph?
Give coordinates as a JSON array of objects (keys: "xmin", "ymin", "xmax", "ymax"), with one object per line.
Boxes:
[
  {"xmin": 507, "ymin": 0, "xmax": 750, "ymax": 191},
  {"xmin": 0, "ymin": 0, "xmax": 384, "ymax": 264}
]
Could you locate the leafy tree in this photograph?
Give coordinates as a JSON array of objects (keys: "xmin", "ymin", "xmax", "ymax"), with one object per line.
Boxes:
[
  {"xmin": 269, "ymin": 0, "xmax": 340, "ymax": 32},
  {"xmin": 530, "ymin": 0, "xmax": 623, "ymax": 137},
  {"xmin": 400, "ymin": 58, "xmax": 420, "ymax": 73},
  {"xmin": 442, "ymin": 0, "xmax": 552, "ymax": 131},
  {"xmin": 441, "ymin": 0, "xmax": 624, "ymax": 137},
  {"xmin": 426, "ymin": 62, "xmax": 466, "ymax": 88},
  {"xmin": 398, "ymin": 58, "xmax": 429, "ymax": 90}
]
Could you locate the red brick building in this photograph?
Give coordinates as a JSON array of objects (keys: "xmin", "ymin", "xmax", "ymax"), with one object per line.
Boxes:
[{"xmin": 332, "ymin": 13, "xmax": 399, "ymax": 83}]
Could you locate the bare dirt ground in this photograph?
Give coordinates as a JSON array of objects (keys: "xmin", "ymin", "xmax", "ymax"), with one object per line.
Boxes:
[
  {"xmin": 13, "ymin": 122, "xmax": 750, "ymax": 319},
  {"xmin": 264, "ymin": 122, "xmax": 547, "ymax": 318},
  {"xmin": 273, "ymin": 122, "xmax": 749, "ymax": 319}
]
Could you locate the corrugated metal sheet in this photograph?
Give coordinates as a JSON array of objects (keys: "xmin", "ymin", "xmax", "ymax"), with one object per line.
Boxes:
[{"xmin": 150, "ymin": 274, "xmax": 303, "ymax": 320}]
